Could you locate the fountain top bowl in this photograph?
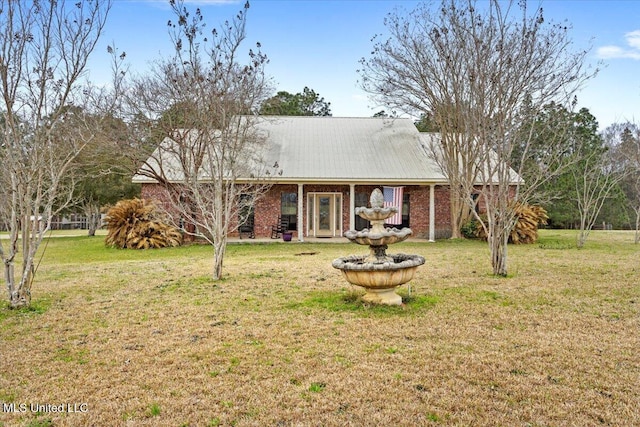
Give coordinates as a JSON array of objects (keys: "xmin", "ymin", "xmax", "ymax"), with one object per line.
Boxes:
[
  {"xmin": 344, "ymin": 227, "xmax": 412, "ymax": 247},
  {"xmin": 355, "ymin": 188, "xmax": 398, "ymax": 222},
  {"xmin": 355, "ymin": 206, "xmax": 397, "ymax": 222}
]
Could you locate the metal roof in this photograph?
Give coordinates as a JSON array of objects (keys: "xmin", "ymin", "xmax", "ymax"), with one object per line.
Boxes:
[
  {"xmin": 132, "ymin": 116, "xmax": 449, "ymax": 184},
  {"xmin": 260, "ymin": 116, "xmax": 446, "ymax": 183}
]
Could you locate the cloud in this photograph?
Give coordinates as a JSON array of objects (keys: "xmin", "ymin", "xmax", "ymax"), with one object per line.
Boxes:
[
  {"xmin": 626, "ymin": 30, "xmax": 640, "ymax": 49},
  {"xmin": 597, "ymin": 30, "xmax": 640, "ymax": 60}
]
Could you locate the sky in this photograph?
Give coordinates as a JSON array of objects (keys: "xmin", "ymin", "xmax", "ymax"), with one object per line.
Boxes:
[{"xmin": 92, "ymin": 0, "xmax": 640, "ymax": 130}]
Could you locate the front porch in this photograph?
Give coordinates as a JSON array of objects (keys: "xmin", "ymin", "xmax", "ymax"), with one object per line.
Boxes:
[{"xmin": 245, "ymin": 183, "xmax": 451, "ymax": 241}]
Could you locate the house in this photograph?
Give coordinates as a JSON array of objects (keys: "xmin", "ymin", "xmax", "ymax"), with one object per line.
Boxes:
[{"xmin": 133, "ymin": 116, "xmax": 457, "ymax": 240}]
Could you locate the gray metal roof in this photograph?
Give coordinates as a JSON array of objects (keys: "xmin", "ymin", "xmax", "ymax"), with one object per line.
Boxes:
[
  {"xmin": 133, "ymin": 116, "xmax": 448, "ymax": 184},
  {"xmin": 259, "ymin": 116, "xmax": 446, "ymax": 183}
]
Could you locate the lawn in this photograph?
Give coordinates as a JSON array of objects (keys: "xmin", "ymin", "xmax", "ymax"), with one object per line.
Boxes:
[{"xmin": 0, "ymin": 230, "xmax": 638, "ymax": 426}]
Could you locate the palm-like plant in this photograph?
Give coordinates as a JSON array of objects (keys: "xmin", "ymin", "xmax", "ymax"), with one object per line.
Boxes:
[
  {"xmin": 471, "ymin": 204, "xmax": 548, "ymax": 244},
  {"xmin": 104, "ymin": 199, "xmax": 182, "ymax": 249}
]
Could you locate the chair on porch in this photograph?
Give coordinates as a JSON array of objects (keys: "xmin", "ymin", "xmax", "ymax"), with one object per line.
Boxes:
[
  {"xmin": 270, "ymin": 217, "xmax": 289, "ymax": 239},
  {"xmin": 238, "ymin": 217, "xmax": 255, "ymax": 239}
]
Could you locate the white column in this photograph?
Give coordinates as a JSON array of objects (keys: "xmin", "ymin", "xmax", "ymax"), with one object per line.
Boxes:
[
  {"xmin": 349, "ymin": 184, "xmax": 355, "ymax": 231},
  {"xmin": 297, "ymin": 183, "xmax": 304, "ymax": 242},
  {"xmin": 429, "ymin": 184, "xmax": 436, "ymax": 242}
]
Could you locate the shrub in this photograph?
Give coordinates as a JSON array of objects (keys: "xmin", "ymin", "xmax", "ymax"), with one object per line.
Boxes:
[
  {"xmin": 104, "ymin": 198, "xmax": 182, "ymax": 249},
  {"xmin": 466, "ymin": 204, "xmax": 549, "ymax": 244},
  {"xmin": 461, "ymin": 218, "xmax": 480, "ymax": 239},
  {"xmin": 509, "ymin": 204, "xmax": 549, "ymax": 244}
]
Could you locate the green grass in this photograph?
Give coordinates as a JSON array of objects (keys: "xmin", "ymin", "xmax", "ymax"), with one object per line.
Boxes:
[
  {"xmin": 0, "ymin": 297, "xmax": 52, "ymax": 322},
  {"xmin": 147, "ymin": 403, "xmax": 161, "ymax": 417},
  {"xmin": 34, "ymin": 234, "xmax": 211, "ymax": 264},
  {"xmin": 308, "ymin": 382, "xmax": 326, "ymax": 393}
]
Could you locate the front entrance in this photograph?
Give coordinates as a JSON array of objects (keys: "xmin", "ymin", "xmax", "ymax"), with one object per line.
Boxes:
[{"xmin": 307, "ymin": 193, "xmax": 342, "ymax": 237}]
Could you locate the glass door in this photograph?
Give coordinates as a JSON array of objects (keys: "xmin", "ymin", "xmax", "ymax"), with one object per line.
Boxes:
[
  {"xmin": 316, "ymin": 195, "xmax": 333, "ymax": 237},
  {"xmin": 308, "ymin": 193, "xmax": 342, "ymax": 237}
]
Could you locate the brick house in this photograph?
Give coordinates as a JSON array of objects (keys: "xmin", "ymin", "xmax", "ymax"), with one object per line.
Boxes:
[{"xmin": 134, "ymin": 116, "xmax": 457, "ymax": 240}]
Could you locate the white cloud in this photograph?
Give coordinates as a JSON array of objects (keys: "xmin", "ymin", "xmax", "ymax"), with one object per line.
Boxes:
[
  {"xmin": 625, "ymin": 30, "xmax": 640, "ymax": 49},
  {"xmin": 597, "ymin": 45, "xmax": 624, "ymax": 58},
  {"xmin": 597, "ymin": 29, "xmax": 640, "ymax": 60}
]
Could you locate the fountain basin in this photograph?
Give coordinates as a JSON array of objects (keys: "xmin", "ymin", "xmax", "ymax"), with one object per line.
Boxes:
[{"xmin": 332, "ymin": 254, "xmax": 426, "ymax": 305}]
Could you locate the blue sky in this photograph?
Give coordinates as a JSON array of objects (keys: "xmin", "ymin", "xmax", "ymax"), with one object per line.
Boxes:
[{"xmin": 93, "ymin": 0, "xmax": 640, "ymax": 130}]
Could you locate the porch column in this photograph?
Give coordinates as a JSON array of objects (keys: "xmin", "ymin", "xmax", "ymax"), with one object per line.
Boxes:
[
  {"xmin": 297, "ymin": 183, "xmax": 304, "ymax": 242},
  {"xmin": 429, "ymin": 184, "xmax": 435, "ymax": 242},
  {"xmin": 349, "ymin": 184, "xmax": 355, "ymax": 231}
]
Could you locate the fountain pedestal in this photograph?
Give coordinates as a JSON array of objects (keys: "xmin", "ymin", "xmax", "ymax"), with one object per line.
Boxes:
[{"xmin": 332, "ymin": 189, "xmax": 425, "ymax": 306}]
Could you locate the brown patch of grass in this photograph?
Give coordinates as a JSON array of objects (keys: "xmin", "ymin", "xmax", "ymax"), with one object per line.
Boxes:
[{"xmin": 1, "ymin": 231, "xmax": 639, "ymax": 426}]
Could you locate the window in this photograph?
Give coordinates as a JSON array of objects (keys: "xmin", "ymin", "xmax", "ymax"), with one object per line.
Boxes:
[
  {"xmin": 355, "ymin": 192, "xmax": 370, "ymax": 230},
  {"xmin": 281, "ymin": 192, "xmax": 297, "ymax": 231},
  {"xmin": 384, "ymin": 193, "xmax": 410, "ymax": 228},
  {"xmin": 238, "ymin": 194, "xmax": 254, "ymax": 227},
  {"xmin": 400, "ymin": 193, "xmax": 410, "ymax": 227}
]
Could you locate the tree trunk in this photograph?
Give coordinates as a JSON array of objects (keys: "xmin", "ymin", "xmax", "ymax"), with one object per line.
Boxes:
[
  {"xmin": 577, "ymin": 230, "xmax": 588, "ymax": 248},
  {"xmin": 577, "ymin": 216, "xmax": 589, "ymax": 249},
  {"xmin": 88, "ymin": 212, "xmax": 101, "ymax": 237},
  {"xmin": 488, "ymin": 219, "xmax": 510, "ymax": 277},
  {"xmin": 9, "ymin": 287, "xmax": 31, "ymax": 308},
  {"xmin": 5, "ymin": 260, "xmax": 33, "ymax": 308},
  {"xmin": 83, "ymin": 203, "xmax": 102, "ymax": 237},
  {"xmin": 450, "ymin": 193, "xmax": 460, "ymax": 238},
  {"xmin": 3, "ymin": 215, "xmax": 35, "ymax": 308},
  {"xmin": 213, "ymin": 238, "xmax": 227, "ymax": 280},
  {"xmin": 87, "ymin": 214, "xmax": 97, "ymax": 237},
  {"xmin": 449, "ymin": 189, "xmax": 470, "ymax": 239}
]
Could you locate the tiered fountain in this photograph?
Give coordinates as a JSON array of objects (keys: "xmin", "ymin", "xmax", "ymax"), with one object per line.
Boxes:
[{"xmin": 332, "ymin": 188, "xmax": 425, "ymax": 305}]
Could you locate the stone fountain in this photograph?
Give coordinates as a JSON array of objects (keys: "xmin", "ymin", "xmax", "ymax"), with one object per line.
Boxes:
[{"xmin": 332, "ymin": 188, "xmax": 426, "ymax": 305}]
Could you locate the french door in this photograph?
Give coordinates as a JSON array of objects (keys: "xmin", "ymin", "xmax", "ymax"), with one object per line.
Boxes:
[{"xmin": 307, "ymin": 193, "xmax": 342, "ymax": 237}]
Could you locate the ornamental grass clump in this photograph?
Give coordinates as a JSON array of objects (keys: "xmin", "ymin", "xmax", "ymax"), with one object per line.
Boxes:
[
  {"xmin": 468, "ymin": 204, "xmax": 549, "ymax": 244},
  {"xmin": 509, "ymin": 204, "xmax": 549, "ymax": 244},
  {"xmin": 104, "ymin": 198, "xmax": 182, "ymax": 249}
]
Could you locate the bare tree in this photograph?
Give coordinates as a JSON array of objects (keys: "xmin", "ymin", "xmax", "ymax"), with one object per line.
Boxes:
[
  {"xmin": 73, "ymin": 108, "xmax": 138, "ymax": 237},
  {"xmin": 0, "ymin": 0, "xmax": 112, "ymax": 308},
  {"xmin": 605, "ymin": 122, "xmax": 640, "ymax": 243},
  {"xmin": 359, "ymin": 0, "xmax": 594, "ymax": 275},
  {"xmin": 573, "ymin": 145, "xmax": 626, "ymax": 248},
  {"xmin": 128, "ymin": 1, "xmax": 274, "ymax": 280},
  {"xmin": 556, "ymin": 111, "xmax": 629, "ymax": 248},
  {"xmin": 359, "ymin": 3, "xmax": 480, "ymax": 238}
]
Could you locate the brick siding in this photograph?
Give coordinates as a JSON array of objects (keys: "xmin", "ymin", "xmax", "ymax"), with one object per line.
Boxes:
[{"xmin": 141, "ymin": 183, "xmax": 454, "ymax": 239}]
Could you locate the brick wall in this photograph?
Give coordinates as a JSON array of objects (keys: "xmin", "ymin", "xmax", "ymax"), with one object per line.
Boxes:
[
  {"xmin": 253, "ymin": 184, "xmax": 298, "ymax": 237},
  {"xmin": 141, "ymin": 182, "xmax": 454, "ymax": 239},
  {"xmin": 408, "ymin": 186, "xmax": 430, "ymax": 238},
  {"xmin": 434, "ymin": 185, "xmax": 453, "ymax": 238},
  {"xmin": 140, "ymin": 183, "xmax": 172, "ymax": 212}
]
